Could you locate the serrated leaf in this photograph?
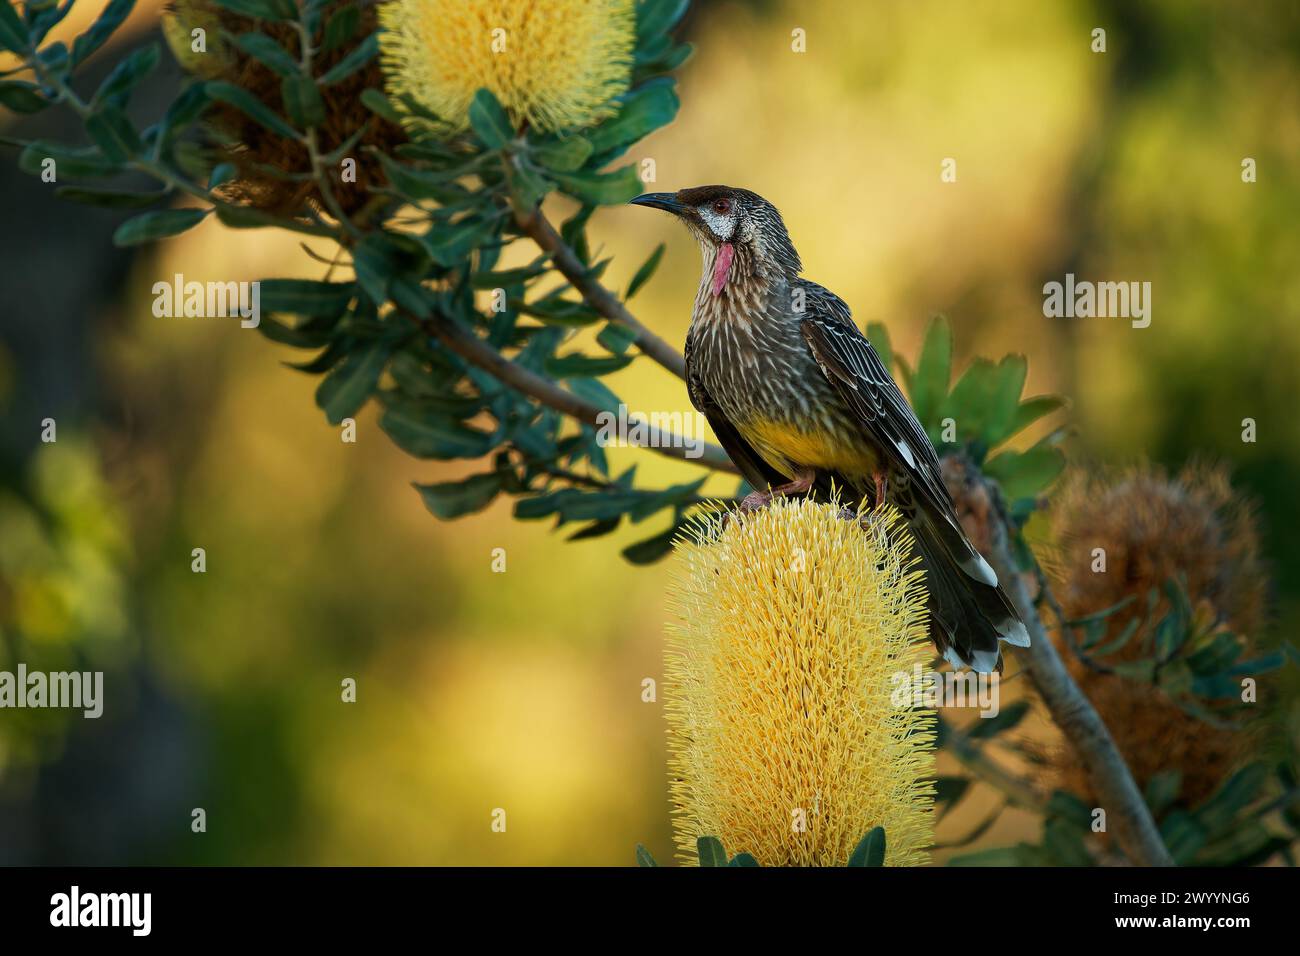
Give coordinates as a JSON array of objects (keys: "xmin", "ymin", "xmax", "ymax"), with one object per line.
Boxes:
[
  {"xmin": 847, "ymin": 827, "xmax": 886, "ymax": 866},
  {"xmin": 911, "ymin": 316, "xmax": 951, "ymax": 427},
  {"xmin": 112, "ymin": 207, "xmax": 209, "ymax": 246},
  {"xmin": 982, "ymin": 444, "xmax": 1065, "ymax": 501},
  {"xmin": 866, "ymin": 321, "xmax": 893, "ymax": 374},
  {"xmin": 414, "ymin": 474, "xmax": 502, "ymax": 519}
]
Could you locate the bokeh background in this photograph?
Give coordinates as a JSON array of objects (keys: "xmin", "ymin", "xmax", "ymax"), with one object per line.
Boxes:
[{"xmin": 2, "ymin": 0, "xmax": 1298, "ymax": 864}]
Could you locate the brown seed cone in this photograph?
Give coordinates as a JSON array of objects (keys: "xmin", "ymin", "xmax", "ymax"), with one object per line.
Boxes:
[
  {"xmin": 166, "ymin": 0, "xmax": 406, "ymax": 216},
  {"xmin": 1045, "ymin": 462, "xmax": 1267, "ymax": 808}
]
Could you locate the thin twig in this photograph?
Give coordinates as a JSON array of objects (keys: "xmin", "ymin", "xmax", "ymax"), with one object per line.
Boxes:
[{"xmin": 513, "ymin": 202, "xmax": 687, "ymax": 379}]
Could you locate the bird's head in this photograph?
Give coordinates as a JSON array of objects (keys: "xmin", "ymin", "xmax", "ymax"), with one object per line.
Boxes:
[{"xmin": 629, "ymin": 185, "xmax": 801, "ymax": 294}]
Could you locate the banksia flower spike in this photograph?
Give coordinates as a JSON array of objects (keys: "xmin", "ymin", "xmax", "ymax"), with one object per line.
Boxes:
[
  {"xmin": 379, "ymin": 0, "xmax": 636, "ymax": 135},
  {"xmin": 1047, "ymin": 462, "xmax": 1267, "ymax": 807},
  {"xmin": 664, "ymin": 499, "xmax": 937, "ymax": 866}
]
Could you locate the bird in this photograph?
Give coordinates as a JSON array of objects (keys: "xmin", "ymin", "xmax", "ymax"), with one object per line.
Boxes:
[{"xmin": 629, "ymin": 185, "xmax": 1029, "ymax": 672}]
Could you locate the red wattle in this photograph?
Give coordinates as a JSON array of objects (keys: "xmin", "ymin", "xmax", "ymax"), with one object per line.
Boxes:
[{"xmin": 712, "ymin": 242, "xmax": 734, "ymax": 296}]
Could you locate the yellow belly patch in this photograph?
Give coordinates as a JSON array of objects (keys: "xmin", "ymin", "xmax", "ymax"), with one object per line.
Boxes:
[{"xmin": 739, "ymin": 418, "xmax": 878, "ymax": 479}]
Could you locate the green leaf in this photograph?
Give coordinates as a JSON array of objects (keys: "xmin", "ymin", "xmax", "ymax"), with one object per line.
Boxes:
[
  {"xmin": 19, "ymin": 141, "xmax": 119, "ymax": 178},
  {"xmin": 910, "ymin": 316, "xmax": 951, "ymax": 427},
  {"xmin": 934, "ymin": 776, "xmax": 971, "ymax": 819},
  {"xmin": 70, "ymin": 0, "xmax": 134, "ymax": 66},
  {"xmin": 622, "ymin": 520, "xmax": 684, "ymax": 564},
  {"xmin": 212, "ymin": 0, "xmax": 295, "ymax": 21},
  {"xmin": 596, "ymin": 322, "xmax": 638, "ymax": 356},
  {"xmin": 234, "ymin": 33, "xmax": 299, "ymax": 77},
  {"xmin": 315, "ymin": 342, "xmax": 389, "ymax": 424},
  {"xmin": 414, "ymin": 474, "xmax": 503, "ymax": 519},
  {"xmin": 531, "ymin": 136, "xmax": 593, "ymax": 172},
  {"xmin": 1003, "ymin": 395, "xmax": 1066, "ymax": 443},
  {"xmin": 1043, "ymin": 817, "xmax": 1092, "ymax": 866},
  {"xmin": 320, "ymin": 4, "xmax": 359, "ymax": 54},
  {"xmin": 983, "ymin": 445, "xmax": 1065, "ymax": 501},
  {"xmin": 0, "ymin": 2, "xmax": 28, "ymax": 53},
  {"xmin": 696, "ymin": 836, "xmax": 727, "ymax": 867},
  {"xmin": 1159, "ymin": 810, "xmax": 1209, "ymax": 864},
  {"xmin": 207, "ymin": 80, "xmax": 300, "ymax": 140},
  {"xmin": 625, "ymin": 242, "xmax": 665, "ymax": 300},
  {"xmin": 380, "ymin": 406, "xmax": 495, "ymax": 459},
  {"xmin": 1196, "ymin": 763, "xmax": 1270, "ymax": 833},
  {"xmin": 847, "ymin": 827, "xmax": 886, "ymax": 867},
  {"xmin": 1145, "ymin": 770, "xmax": 1183, "ymax": 817},
  {"xmin": 0, "ymin": 80, "xmax": 48, "ymax": 113},
  {"xmin": 260, "ymin": 279, "xmax": 355, "ymax": 317},
  {"xmin": 360, "ymin": 87, "xmax": 403, "ymax": 124},
  {"xmin": 551, "ymin": 165, "xmax": 642, "ymax": 206},
  {"xmin": 866, "ymin": 321, "xmax": 893, "ymax": 374},
  {"xmin": 85, "ymin": 106, "xmax": 142, "ymax": 162},
  {"xmin": 586, "ymin": 82, "xmax": 679, "ymax": 155},
  {"xmin": 635, "ymin": 844, "xmax": 658, "ymax": 867},
  {"xmin": 728, "ymin": 853, "xmax": 759, "ymax": 867},
  {"xmin": 318, "ymin": 31, "xmax": 378, "ymax": 85},
  {"xmin": 56, "ymin": 185, "xmax": 165, "ymax": 208},
  {"xmin": 419, "ymin": 216, "xmax": 500, "ymax": 268},
  {"xmin": 467, "ymin": 87, "xmax": 514, "ymax": 149},
  {"xmin": 112, "ymin": 208, "xmax": 209, "ymax": 246},
  {"xmin": 637, "ymin": 0, "xmax": 689, "ymax": 39},
  {"xmin": 545, "ymin": 353, "xmax": 634, "ymax": 378},
  {"xmin": 159, "ymin": 81, "xmax": 211, "ymax": 141},
  {"xmin": 281, "ymin": 74, "xmax": 325, "ymax": 128},
  {"xmin": 966, "ymin": 699, "xmax": 1030, "ymax": 739},
  {"xmin": 93, "ymin": 42, "xmax": 160, "ymax": 107}
]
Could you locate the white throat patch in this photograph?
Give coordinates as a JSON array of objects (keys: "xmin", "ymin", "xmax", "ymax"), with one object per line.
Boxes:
[{"xmin": 697, "ymin": 206, "xmax": 736, "ymax": 241}]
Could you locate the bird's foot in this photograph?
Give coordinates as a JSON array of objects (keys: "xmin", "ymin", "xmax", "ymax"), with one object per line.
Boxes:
[{"xmin": 725, "ymin": 470, "xmax": 816, "ymax": 526}]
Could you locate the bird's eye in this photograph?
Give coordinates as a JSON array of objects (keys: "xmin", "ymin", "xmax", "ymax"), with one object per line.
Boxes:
[{"xmin": 712, "ymin": 199, "xmax": 731, "ymax": 214}]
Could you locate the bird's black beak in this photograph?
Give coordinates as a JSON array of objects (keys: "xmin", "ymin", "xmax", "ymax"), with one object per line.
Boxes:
[{"xmin": 629, "ymin": 192, "xmax": 685, "ymax": 215}]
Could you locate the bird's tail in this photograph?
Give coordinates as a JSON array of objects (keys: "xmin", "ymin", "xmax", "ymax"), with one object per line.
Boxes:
[{"xmin": 910, "ymin": 508, "xmax": 1030, "ymax": 673}]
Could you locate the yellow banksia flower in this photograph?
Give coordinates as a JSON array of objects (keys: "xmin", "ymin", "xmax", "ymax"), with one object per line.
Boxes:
[
  {"xmin": 379, "ymin": 0, "xmax": 636, "ymax": 134},
  {"xmin": 664, "ymin": 499, "xmax": 937, "ymax": 866}
]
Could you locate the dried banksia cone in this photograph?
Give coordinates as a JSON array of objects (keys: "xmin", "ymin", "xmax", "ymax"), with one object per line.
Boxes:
[
  {"xmin": 1047, "ymin": 462, "xmax": 1267, "ymax": 806},
  {"xmin": 164, "ymin": 0, "xmax": 406, "ymax": 215},
  {"xmin": 664, "ymin": 499, "xmax": 937, "ymax": 866},
  {"xmin": 379, "ymin": 0, "xmax": 636, "ymax": 134}
]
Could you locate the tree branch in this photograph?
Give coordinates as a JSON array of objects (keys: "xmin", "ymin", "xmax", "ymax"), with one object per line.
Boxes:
[
  {"xmin": 982, "ymin": 479, "xmax": 1175, "ymax": 866},
  {"xmin": 418, "ymin": 312, "xmax": 737, "ymax": 473},
  {"xmin": 513, "ymin": 203, "xmax": 688, "ymax": 380}
]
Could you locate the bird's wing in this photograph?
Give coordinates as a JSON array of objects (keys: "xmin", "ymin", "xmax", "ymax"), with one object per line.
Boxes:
[
  {"xmin": 684, "ymin": 333, "xmax": 788, "ymax": 493},
  {"xmin": 796, "ymin": 282, "xmax": 953, "ymax": 513}
]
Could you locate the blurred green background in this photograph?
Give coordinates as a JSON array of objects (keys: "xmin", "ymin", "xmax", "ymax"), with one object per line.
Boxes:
[{"xmin": 1, "ymin": 0, "xmax": 1298, "ymax": 864}]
